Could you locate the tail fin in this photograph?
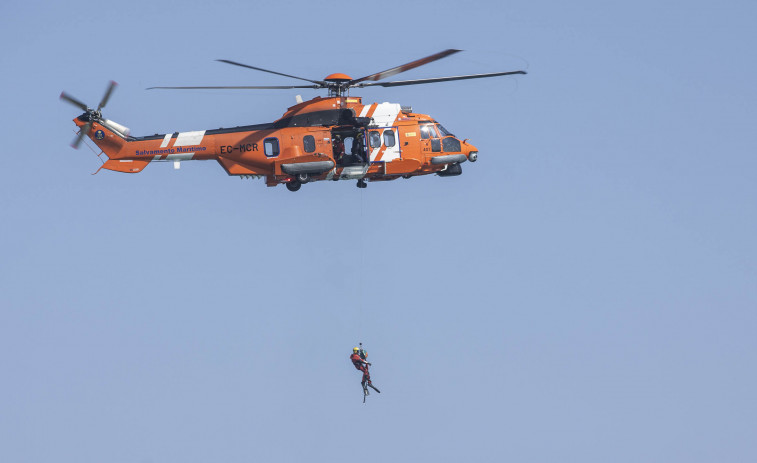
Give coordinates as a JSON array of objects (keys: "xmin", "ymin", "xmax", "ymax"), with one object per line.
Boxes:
[{"xmin": 73, "ymin": 117, "xmax": 144, "ymax": 173}]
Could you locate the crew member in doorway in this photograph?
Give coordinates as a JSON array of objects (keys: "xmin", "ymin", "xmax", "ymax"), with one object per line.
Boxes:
[
  {"xmin": 333, "ymin": 135, "xmax": 345, "ymax": 163},
  {"xmin": 351, "ymin": 132, "xmax": 366, "ymax": 163}
]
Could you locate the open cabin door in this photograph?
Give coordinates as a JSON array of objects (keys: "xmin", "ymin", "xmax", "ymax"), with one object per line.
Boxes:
[{"xmin": 331, "ymin": 127, "xmax": 368, "ymax": 167}]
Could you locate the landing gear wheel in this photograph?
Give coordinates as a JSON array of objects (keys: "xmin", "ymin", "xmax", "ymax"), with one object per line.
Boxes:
[
  {"xmin": 356, "ymin": 179, "xmax": 367, "ymax": 189},
  {"xmin": 286, "ymin": 181, "xmax": 301, "ymax": 192},
  {"xmin": 296, "ymin": 173, "xmax": 310, "ymax": 184}
]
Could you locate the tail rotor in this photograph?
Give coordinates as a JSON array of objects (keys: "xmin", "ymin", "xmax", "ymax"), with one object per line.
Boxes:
[{"xmin": 60, "ymin": 81, "xmax": 117, "ymax": 149}]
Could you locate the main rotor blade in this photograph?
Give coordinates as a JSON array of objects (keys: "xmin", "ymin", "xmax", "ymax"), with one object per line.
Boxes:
[
  {"xmin": 147, "ymin": 85, "xmax": 321, "ymax": 90},
  {"xmin": 349, "ymin": 49, "xmax": 462, "ymax": 85},
  {"xmin": 355, "ymin": 70, "xmax": 527, "ymax": 88},
  {"xmin": 97, "ymin": 81, "xmax": 117, "ymax": 111},
  {"xmin": 71, "ymin": 121, "xmax": 92, "ymax": 149},
  {"xmin": 60, "ymin": 92, "xmax": 89, "ymax": 111},
  {"xmin": 216, "ymin": 59, "xmax": 327, "ymax": 86}
]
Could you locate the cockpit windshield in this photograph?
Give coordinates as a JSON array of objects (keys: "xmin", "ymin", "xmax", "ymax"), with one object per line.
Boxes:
[{"xmin": 436, "ymin": 124, "xmax": 454, "ymax": 137}]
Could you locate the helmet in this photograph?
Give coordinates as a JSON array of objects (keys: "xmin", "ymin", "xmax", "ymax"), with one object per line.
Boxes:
[{"xmin": 353, "ymin": 347, "xmax": 360, "ymax": 353}]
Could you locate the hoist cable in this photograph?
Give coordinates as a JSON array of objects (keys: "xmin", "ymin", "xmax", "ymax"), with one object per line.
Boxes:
[{"xmin": 358, "ymin": 185, "xmax": 364, "ymax": 341}]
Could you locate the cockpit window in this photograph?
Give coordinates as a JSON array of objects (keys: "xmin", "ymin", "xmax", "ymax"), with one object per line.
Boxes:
[
  {"xmin": 442, "ymin": 137, "xmax": 461, "ymax": 152},
  {"xmin": 420, "ymin": 124, "xmax": 438, "ymax": 139},
  {"xmin": 436, "ymin": 124, "xmax": 454, "ymax": 137}
]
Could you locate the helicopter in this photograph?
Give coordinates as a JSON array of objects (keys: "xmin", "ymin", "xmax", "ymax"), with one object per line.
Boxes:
[{"xmin": 60, "ymin": 49, "xmax": 525, "ymax": 191}]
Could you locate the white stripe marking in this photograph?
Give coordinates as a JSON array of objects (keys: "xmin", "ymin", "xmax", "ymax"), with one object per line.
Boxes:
[
  {"xmin": 160, "ymin": 133, "xmax": 172, "ymax": 148},
  {"xmin": 371, "ymin": 103, "xmax": 401, "ymax": 127},
  {"xmin": 174, "ymin": 130, "xmax": 205, "ymax": 146},
  {"xmin": 368, "ymin": 103, "xmax": 402, "ymax": 162}
]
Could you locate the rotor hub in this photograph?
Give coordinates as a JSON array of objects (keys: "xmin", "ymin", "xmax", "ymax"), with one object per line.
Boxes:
[
  {"xmin": 324, "ymin": 73, "xmax": 353, "ymax": 82},
  {"xmin": 323, "ymin": 74, "xmax": 353, "ymax": 97}
]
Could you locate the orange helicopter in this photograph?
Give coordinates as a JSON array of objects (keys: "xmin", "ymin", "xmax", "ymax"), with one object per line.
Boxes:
[{"xmin": 61, "ymin": 49, "xmax": 525, "ymax": 191}]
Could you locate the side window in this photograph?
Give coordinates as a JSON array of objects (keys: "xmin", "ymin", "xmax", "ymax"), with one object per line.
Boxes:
[
  {"xmin": 264, "ymin": 138, "xmax": 279, "ymax": 157},
  {"xmin": 303, "ymin": 135, "xmax": 315, "ymax": 153},
  {"xmin": 369, "ymin": 131, "xmax": 381, "ymax": 148},
  {"xmin": 383, "ymin": 129, "xmax": 396, "ymax": 147}
]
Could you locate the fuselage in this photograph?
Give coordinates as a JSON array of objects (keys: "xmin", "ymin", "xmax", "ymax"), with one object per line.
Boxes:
[{"xmin": 74, "ymin": 96, "xmax": 478, "ymax": 188}]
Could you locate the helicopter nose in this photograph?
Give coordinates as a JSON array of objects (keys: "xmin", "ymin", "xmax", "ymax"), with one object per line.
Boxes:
[{"xmin": 463, "ymin": 141, "xmax": 478, "ymax": 162}]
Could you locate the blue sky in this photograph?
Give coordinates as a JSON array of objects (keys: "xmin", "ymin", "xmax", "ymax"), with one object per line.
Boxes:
[{"xmin": 1, "ymin": 1, "xmax": 756, "ymax": 462}]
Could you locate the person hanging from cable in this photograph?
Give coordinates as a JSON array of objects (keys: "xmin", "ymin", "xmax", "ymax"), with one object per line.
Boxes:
[
  {"xmin": 350, "ymin": 344, "xmax": 380, "ymax": 397},
  {"xmin": 350, "ymin": 346, "xmax": 370, "ymax": 385}
]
